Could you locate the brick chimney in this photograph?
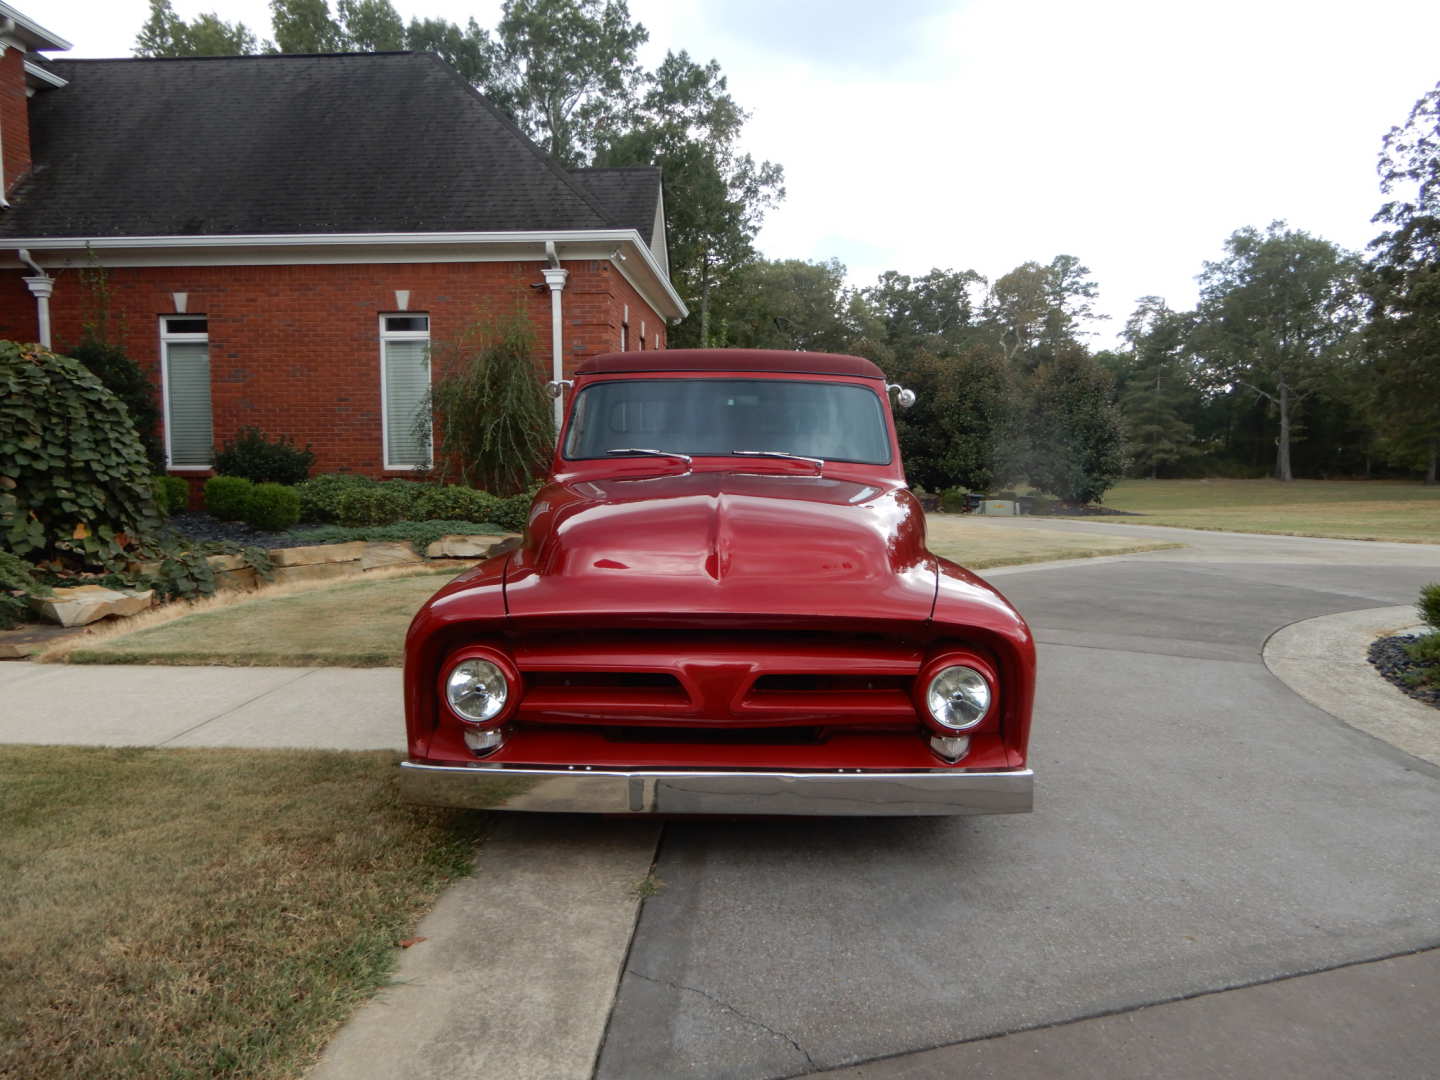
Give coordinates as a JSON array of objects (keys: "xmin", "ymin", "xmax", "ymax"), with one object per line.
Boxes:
[{"xmin": 0, "ymin": 4, "xmax": 70, "ymax": 198}]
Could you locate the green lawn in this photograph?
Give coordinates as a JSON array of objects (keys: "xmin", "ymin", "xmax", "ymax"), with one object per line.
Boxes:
[
  {"xmin": 0, "ymin": 746, "xmax": 488, "ymax": 1080},
  {"xmin": 925, "ymin": 515, "xmax": 1179, "ymax": 568},
  {"xmin": 1082, "ymin": 479, "xmax": 1440, "ymax": 543}
]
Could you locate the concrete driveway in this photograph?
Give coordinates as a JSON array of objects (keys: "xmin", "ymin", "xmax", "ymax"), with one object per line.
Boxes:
[{"xmin": 594, "ymin": 521, "xmax": 1440, "ymax": 1078}]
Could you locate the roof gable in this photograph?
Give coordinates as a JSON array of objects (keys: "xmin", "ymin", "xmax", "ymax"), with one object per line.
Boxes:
[{"xmin": 0, "ymin": 52, "xmax": 631, "ymax": 239}]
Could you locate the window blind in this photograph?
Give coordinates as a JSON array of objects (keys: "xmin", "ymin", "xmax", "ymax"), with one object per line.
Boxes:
[
  {"xmin": 166, "ymin": 341, "xmax": 213, "ymax": 467},
  {"xmin": 384, "ymin": 338, "xmax": 431, "ymax": 467}
]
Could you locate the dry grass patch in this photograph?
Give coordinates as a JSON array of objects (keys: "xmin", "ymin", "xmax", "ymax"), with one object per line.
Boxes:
[
  {"xmin": 926, "ymin": 515, "xmax": 1180, "ymax": 569},
  {"xmin": 0, "ymin": 745, "xmax": 488, "ymax": 1080},
  {"xmin": 52, "ymin": 569, "xmax": 458, "ymax": 667},
  {"xmin": 1093, "ymin": 479, "xmax": 1440, "ymax": 543}
]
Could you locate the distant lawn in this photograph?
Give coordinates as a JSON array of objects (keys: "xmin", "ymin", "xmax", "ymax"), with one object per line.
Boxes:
[
  {"xmin": 63, "ymin": 571, "xmax": 453, "ymax": 667},
  {"xmin": 0, "ymin": 746, "xmax": 487, "ymax": 1080},
  {"xmin": 926, "ymin": 516, "xmax": 1180, "ymax": 569},
  {"xmin": 1086, "ymin": 479, "xmax": 1440, "ymax": 543}
]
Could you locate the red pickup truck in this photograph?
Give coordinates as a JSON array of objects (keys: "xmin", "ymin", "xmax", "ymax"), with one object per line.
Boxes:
[{"xmin": 400, "ymin": 349, "xmax": 1035, "ymax": 815}]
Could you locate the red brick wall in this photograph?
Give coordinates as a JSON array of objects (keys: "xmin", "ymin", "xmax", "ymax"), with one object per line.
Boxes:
[
  {"xmin": 0, "ymin": 47, "xmax": 30, "ymax": 193},
  {"xmin": 0, "ymin": 257, "xmax": 669, "ymax": 480}
]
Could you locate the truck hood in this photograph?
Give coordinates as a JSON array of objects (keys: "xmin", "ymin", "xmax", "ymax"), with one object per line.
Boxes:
[{"xmin": 502, "ymin": 471, "xmax": 938, "ymax": 624}]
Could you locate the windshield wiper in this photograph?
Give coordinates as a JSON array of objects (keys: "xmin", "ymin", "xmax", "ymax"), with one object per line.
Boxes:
[
  {"xmin": 606, "ymin": 448, "xmax": 693, "ymax": 465},
  {"xmin": 730, "ymin": 449, "xmax": 824, "ymax": 475}
]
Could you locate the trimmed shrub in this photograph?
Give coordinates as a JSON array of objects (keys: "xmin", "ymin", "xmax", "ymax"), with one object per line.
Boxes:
[
  {"xmin": 0, "ymin": 551, "xmax": 50, "ymax": 629},
  {"xmin": 295, "ymin": 473, "xmax": 375, "ymax": 523},
  {"xmin": 243, "ymin": 483, "xmax": 301, "ymax": 532},
  {"xmin": 335, "ymin": 484, "xmax": 412, "ymax": 527},
  {"xmin": 151, "ymin": 475, "xmax": 190, "ymax": 515},
  {"xmin": 214, "ymin": 427, "xmax": 316, "ymax": 485},
  {"xmin": 204, "ymin": 475, "xmax": 254, "ymax": 521},
  {"xmin": 417, "ymin": 485, "xmax": 501, "ymax": 523},
  {"xmin": 378, "ymin": 480, "xmax": 431, "ymax": 517},
  {"xmin": 492, "ymin": 486, "xmax": 538, "ymax": 533},
  {"xmin": 0, "ymin": 341, "xmax": 162, "ymax": 570}
]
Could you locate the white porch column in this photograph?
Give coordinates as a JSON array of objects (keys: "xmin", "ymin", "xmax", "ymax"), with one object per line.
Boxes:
[
  {"xmin": 542, "ymin": 266, "xmax": 569, "ymax": 438},
  {"xmin": 22, "ymin": 274, "xmax": 53, "ymax": 349}
]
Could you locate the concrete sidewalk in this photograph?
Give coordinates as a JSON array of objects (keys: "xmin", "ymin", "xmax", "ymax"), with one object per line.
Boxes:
[{"xmin": 0, "ymin": 661, "xmax": 404, "ymax": 749}]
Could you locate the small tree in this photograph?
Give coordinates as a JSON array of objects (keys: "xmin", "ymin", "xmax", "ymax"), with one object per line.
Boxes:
[
  {"xmin": 420, "ymin": 315, "xmax": 553, "ymax": 495},
  {"xmin": 1022, "ymin": 349, "xmax": 1126, "ymax": 504}
]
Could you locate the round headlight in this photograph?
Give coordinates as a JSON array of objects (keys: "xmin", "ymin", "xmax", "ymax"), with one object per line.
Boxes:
[
  {"xmin": 926, "ymin": 665, "xmax": 991, "ymax": 731},
  {"xmin": 445, "ymin": 658, "xmax": 509, "ymax": 723}
]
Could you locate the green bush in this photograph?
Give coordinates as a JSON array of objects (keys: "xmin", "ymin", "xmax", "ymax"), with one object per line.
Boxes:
[
  {"xmin": 243, "ymin": 483, "xmax": 301, "ymax": 532},
  {"xmin": 68, "ymin": 339, "xmax": 165, "ymax": 471},
  {"xmin": 938, "ymin": 487, "xmax": 969, "ymax": 513},
  {"xmin": 295, "ymin": 473, "xmax": 375, "ymax": 523},
  {"xmin": 0, "ymin": 341, "xmax": 162, "ymax": 570},
  {"xmin": 214, "ymin": 426, "xmax": 316, "ymax": 485},
  {"xmin": 417, "ymin": 485, "xmax": 501, "ymax": 522},
  {"xmin": 335, "ymin": 484, "xmax": 411, "ymax": 527},
  {"xmin": 204, "ymin": 476, "xmax": 254, "ymax": 521},
  {"xmin": 1417, "ymin": 582, "xmax": 1440, "ymax": 633},
  {"xmin": 151, "ymin": 475, "xmax": 190, "ymax": 515},
  {"xmin": 492, "ymin": 486, "xmax": 538, "ymax": 532},
  {"xmin": 0, "ymin": 551, "xmax": 50, "ymax": 629}
]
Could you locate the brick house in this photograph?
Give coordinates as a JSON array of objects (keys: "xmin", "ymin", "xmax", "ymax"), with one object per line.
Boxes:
[{"xmin": 0, "ymin": 4, "xmax": 685, "ymax": 487}]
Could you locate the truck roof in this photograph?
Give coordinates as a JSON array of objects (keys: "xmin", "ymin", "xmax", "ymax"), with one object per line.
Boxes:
[{"xmin": 574, "ymin": 348, "xmax": 887, "ymax": 381}]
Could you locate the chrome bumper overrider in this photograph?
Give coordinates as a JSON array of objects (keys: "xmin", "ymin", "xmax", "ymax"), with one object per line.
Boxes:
[{"xmin": 399, "ymin": 761, "xmax": 1034, "ymax": 816}]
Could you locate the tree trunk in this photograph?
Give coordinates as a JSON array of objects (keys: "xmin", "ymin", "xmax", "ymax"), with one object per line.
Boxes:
[
  {"xmin": 1276, "ymin": 381, "xmax": 1293, "ymax": 482},
  {"xmin": 699, "ymin": 252, "xmax": 711, "ymax": 348},
  {"xmin": 1427, "ymin": 440, "xmax": 1438, "ymax": 486}
]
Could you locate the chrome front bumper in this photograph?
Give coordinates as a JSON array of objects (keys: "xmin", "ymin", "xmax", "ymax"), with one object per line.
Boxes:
[{"xmin": 399, "ymin": 761, "xmax": 1034, "ymax": 816}]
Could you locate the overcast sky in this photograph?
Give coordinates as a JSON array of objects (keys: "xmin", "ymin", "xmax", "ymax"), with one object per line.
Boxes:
[{"xmin": 43, "ymin": 0, "xmax": 1440, "ymax": 343}]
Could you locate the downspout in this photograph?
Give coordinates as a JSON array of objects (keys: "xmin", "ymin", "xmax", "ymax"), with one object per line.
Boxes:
[
  {"xmin": 18, "ymin": 248, "xmax": 52, "ymax": 348},
  {"xmin": 541, "ymin": 240, "xmax": 569, "ymax": 440}
]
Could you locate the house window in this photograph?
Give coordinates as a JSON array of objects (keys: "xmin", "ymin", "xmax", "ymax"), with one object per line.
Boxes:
[
  {"xmin": 381, "ymin": 313, "xmax": 432, "ymax": 469},
  {"xmin": 160, "ymin": 316, "xmax": 212, "ymax": 469}
]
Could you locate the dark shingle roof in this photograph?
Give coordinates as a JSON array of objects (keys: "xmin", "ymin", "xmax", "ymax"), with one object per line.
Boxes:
[
  {"xmin": 569, "ymin": 166, "xmax": 660, "ymax": 244},
  {"xmin": 0, "ymin": 52, "xmax": 639, "ymax": 239}
]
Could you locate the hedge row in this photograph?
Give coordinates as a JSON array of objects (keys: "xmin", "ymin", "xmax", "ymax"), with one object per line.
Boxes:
[
  {"xmin": 293, "ymin": 474, "xmax": 534, "ymax": 532},
  {"xmin": 200, "ymin": 473, "xmax": 534, "ymax": 533}
]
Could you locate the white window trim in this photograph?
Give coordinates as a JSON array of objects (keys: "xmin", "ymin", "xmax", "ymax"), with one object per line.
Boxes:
[
  {"xmin": 159, "ymin": 315, "xmax": 211, "ymax": 470},
  {"xmin": 379, "ymin": 313, "xmax": 433, "ymax": 470}
]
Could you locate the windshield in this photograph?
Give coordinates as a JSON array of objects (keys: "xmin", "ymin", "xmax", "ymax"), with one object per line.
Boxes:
[{"xmin": 563, "ymin": 378, "xmax": 892, "ymax": 464}]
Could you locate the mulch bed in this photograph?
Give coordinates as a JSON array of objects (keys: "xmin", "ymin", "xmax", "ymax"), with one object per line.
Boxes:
[
  {"xmin": 1368, "ymin": 634, "xmax": 1440, "ymax": 710},
  {"xmin": 165, "ymin": 513, "xmax": 333, "ymax": 548}
]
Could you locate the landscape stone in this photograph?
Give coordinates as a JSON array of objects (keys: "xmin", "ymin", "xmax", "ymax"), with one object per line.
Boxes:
[
  {"xmin": 214, "ymin": 566, "xmax": 259, "ymax": 592},
  {"xmin": 269, "ymin": 541, "xmax": 367, "ymax": 567},
  {"xmin": 30, "ymin": 585, "xmax": 154, "ymax": 627},
  {"xmin": 361, "ymin": 541, "xmax": 425, "ymax": 571},
  {"xmin": 271, "ymin": 562, "xmax": 354, "ymax": 587},
  {"xmin": 425, "ymin": 534, "xmax": 506, "ymax": 558}
]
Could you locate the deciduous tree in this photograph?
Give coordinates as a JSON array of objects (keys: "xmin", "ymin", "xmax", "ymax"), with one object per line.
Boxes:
[
  {"xmin": 596, "ymin": 50, "xmax": 784, "ymax": 346},
  {"xmin": 1367, "ymin": 80, "xmax": 1440, "ymax": 483},
  {"xmin": 1192, "ymin": 223, "xmax": 1362, "ymax": 481}
]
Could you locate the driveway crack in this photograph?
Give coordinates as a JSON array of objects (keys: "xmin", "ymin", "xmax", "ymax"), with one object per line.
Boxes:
[
  {"xmin": 156, "ymin": 668, "xmax": 318, "ymax": 746},
  {"xmin": 627, "ymin": 968, "xmax": 816, "ymax": 1068}
]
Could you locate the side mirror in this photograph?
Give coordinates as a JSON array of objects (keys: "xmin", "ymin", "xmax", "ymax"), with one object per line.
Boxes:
[
  {"xmin": 545, "ymin": 379, "xmax": 573, "ymax": 399},
  {"xmin": 886, "ymin": 383, "xmax": 917, "ymax": 409}
]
